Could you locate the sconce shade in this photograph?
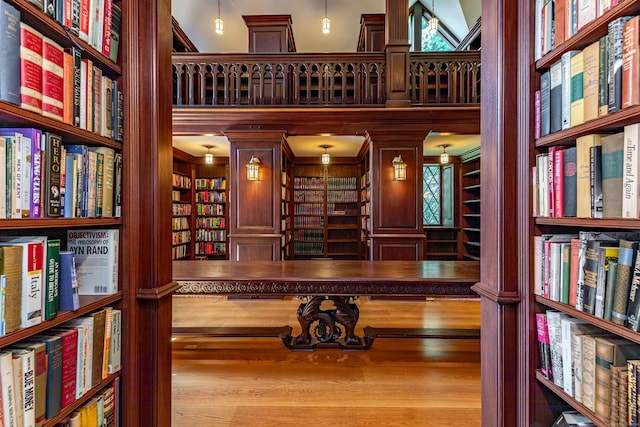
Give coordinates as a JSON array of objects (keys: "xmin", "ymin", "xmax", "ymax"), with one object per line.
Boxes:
[
  {"xmin": 246, "ymin": 156, "xmax": 261, "ymax": 181},
  {"xmin": 215, "ymin": 17, "xmax": 224, "ymax": 34},
  {"xmin": 392, "ymin": 155, "xmax": 407, "ymax": 181},
  {"xmin": 322, "ymin": 0, "xmax": 330, "ymax": 34}
]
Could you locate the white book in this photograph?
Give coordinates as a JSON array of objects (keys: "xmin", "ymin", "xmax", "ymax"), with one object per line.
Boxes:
[
  {"xmin": 623, "ymin": 123, "xmax": 640, "ymax": 218},
  {"xmin": 67, "ymin": 229, "xmax": 119, "ymax": 295},
  {"xmin": 560, "ymin": 318, "xmax": 602, "ymax": 397},
  {"xmin": 0, "ymin": 350, "xmax": 17, "ymax": 427},
  {"xmin": 11, "ymin": 353, "xmax": 23, "ymax": 427},
  {"xmin": 0, "ymin": 236, "xmax": 47, "ymax": 328},
  {"xmin": 549, "ymin": 242, "xmax": 562, "ymax": 301},
  {"xmin": 79, "ymin": 60, "xmax": 87, "ymax": 130},
  {"xmin": 561, "ymin": 51, "xmax": 580, "ymax": 130},
  {"xmin": 9, "ymin": 348, "xmax": 35, "ymax": 427},
  {"xmin": 12, "ymin": 134, "xmax": 22, "ymax": 219},
  {"xmin": 108, "ymin": 309, "xmax": 121, "ymax": 373},
  {"xmin": 546, "ymin": 310, "xmax": 570, "ymax": 388},
  {"xmin": 534, "ymin": 236, "xmax": 544, "ymax": 296},
  {"xmin": 536, "ymin": 153, "xmax": 549, "ymax": 217},
  {"xmin": 64, "ymin": 317, "xmax": 93, "ymax": 395},
  {"xmin": 577, "ymin": 0, "xmax": 597, "ymax": 30},
  {"xmin": 534, "ymin": 0, "xmax": 544, "ymax": 61},
  {"xmin": 92, "ymin": 0, "xmax": 105, "ymax": 52}
]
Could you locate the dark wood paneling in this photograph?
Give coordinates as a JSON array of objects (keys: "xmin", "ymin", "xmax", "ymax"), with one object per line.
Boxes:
[
  {"xmin": 357, "ymin": 14, "xmax": 385, "ymax": 52},
  {"xmin": 229, "ymin": 236, "xmax": 281, "ymax": 261},
  {"xmin": 372, "ymin": 238, "xmax": 424, "ymax": 260},
  {"xmin": 243, "ymin": 15, "xmax": 296, "ymax": 52}
]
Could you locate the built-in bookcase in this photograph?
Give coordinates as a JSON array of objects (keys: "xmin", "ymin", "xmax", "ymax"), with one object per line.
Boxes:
[
  {"xmin": 0, "ymin": 0, "xmax": 127, "ymax": 424},
  {"xmin": 460, "ymin": 147, "xmax": 481, "ymax": 261},
  {"xmin": 172, "ymin": 171, "xmax": 192, "ymax": 260},
  {"xmin": 281, "ymin": 154, "xmax": 292, "ymax": 260},
  {"xmin": 194, "ymin": 164, "xmax": 228, "ymax": 259},
  {"xmin": 526, "ymin": 1, "xmax": 640, "ymax": 425},
  {"xmin": 360, "ymin": 168, "xmax": 371, "ymax": 260}
]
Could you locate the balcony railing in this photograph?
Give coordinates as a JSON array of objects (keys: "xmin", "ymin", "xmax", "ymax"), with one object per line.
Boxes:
[{"xmin": 172, "ymin": 51, "xmax": 480, "ymax": 107}]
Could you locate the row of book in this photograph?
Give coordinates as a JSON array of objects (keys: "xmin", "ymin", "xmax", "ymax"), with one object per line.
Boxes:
[
  {"xmin": 535, "ymin": 15, "xmax": 640, "ymax": 138},
  {"xmin": 1, "ymin": 128, "xmax": 123, "ymax": 219},
  {"xmin": 0, "ymin": 307, "xmax": 121, "ymax": 427},
  {"xmin": 534, "ymin": 0, "xmax": 623, "ymax": 61},
  {"xmin": 536, "ymin": 311, "xmax": 640, "ymax": 425},
  {"xmin": 171, "ymin": 173, "xmax": 191, "ymax": 190},
  {"xmin": 552, "ymin": 411, "xmax": 595, "ymax": 426},
  {"xmin": 534, "ymin": 126, "xmax": 640, "ymax": 219},
  {"xmin": 53, "ymin": 379, "xmax": 119, "ymax": 427},
  {"xmin": 0, "ymin": 230, "xmax": 118, "ymax": 337},
  {"xmin": 0, "ymin": 1, "xmax": 123, "ymax": 140},
  {"xmin": 194, "ymin": 178, "xmax": 225, "ymax": 190},
  {"xmin": 194, "ymin": 191, "xmax": 226, "ymax": 203},
  {"xmin": 535, "ymin": 231, "xmax": 640, "ymax": 331},
  {"xmin": 26, "ymin": 0, "xmax": 121, "ymax": 62}
]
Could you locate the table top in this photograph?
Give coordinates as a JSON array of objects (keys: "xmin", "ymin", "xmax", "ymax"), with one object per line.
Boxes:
[{"xmin": 173, "ymin": 260, "xmax": 480, "ymax": 297}]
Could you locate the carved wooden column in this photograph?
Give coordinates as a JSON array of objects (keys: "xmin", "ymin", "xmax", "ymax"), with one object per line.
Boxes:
[
  {"xmin": 226, "ymin": 130, "xmax": 285, "ymax": 260},
  {"xmin": 471, "ymin": 0, "xmax": 523, "ymax": 425},
  {"xmin": 124, "ymin": 0, "xmax": 178, "ymax": 425},
  {"xmin": 384, "ymin": 0, "xmax": 411, "ymax": 107},
  {"xmin": 366, "ymin": 130, "xmax": 425, "ymax": 260}
]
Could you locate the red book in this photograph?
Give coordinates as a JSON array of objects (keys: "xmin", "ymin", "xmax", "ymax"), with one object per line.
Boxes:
[
  {"xmin": 19, "ymin": 22, "xmax": 43, "ymax": 114},
  {"xmin": 79, "ymin": 0, "xmax": 90, "ymax": 42},
  {"xmin": 622, "ymin": 16, "xmax": 640, "ymax": 108},
  {"xmin": 64, "ymin": 0, "xmax": 72, "ymax": 28},
  {"xmin": 553, "ymin": 148, "xmax": 565, "ymax": 217},
  {"xmin": 46, "ymin": 328, "xmax": 78, "ymax": 409},
  {"xmin": 42, "ymin": 36, "xmax": 64, "ymax": 122},
  {"xmin": 102, "ymin": 0, "xmax": 113, "ymax": 58},
  {"xmin": 536, "ymin": 313, "xmax": 553, "ymax": 380}
]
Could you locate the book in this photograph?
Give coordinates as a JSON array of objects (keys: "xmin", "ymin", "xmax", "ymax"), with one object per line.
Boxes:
[
  {"xmin": 583, "ymin": 239, "xmax": 608, "ymax": 315},
  {"xmin": 570, "ymin": 238, "xmax": 580, "ymax": 307},
  {"xmin": 563, "ymin": 146, "xmax": 577, "ymax": 217},
  {"xmin": 90, "ymin": 309, "xmax": 106, "ymax": 387},
  {"xmin": 113, "ymin": 152, "xmax": 121, "ymax": 216},
  {"xmin": 540, "ymin": 71, "xmax": 550, "ymax": 137},
  {"xmin": 581, "ymin": 333, "xmax": 601, "ymax": 411},
  {"xmin": 629, "ymin": 360, "xmax": 639, "ymax": 426},
  {"xmin": 576, "ymin": 134, "xmax": 602, "ymax": 218},
  {"xmin": 577, "ymin": 0, "xmax": 596, "ymax": 30},
  {"xmin": 601, "ymin": 132, "xmax": 624, "ymax": 218},
  {"xmin": 552, "ymin": 411, "xmax": 596, "ymax": 426},
  {"xmin": 570, "ymin": 51, "xmax": 584, "ymax": 127},
  {"xmin": 55, "ymin": 324, "xmax": 85, "ymax": 400},
  {"xmin": 594, "ymin": 336, "xmax": 640, "ymax": 419},
  {"xmin": 79, "ymin": 0, "xmax": 90, "ymax": 42},
  {"xmin": 623, "ymin": 16, "xmax": 640, "ymax": 108},
  {"xmin": 614, "ymin": 251, "xmax": 640, "ymax": 328},
  {"xmin": 9, "ymin": 341, "xmax": 45, "ymax": 427},
  {"xmin": 0, "ymin": 129, "xmax": 23, "ymax": 219},
  {"xmin": 0, "ymin": 351, "xmax": 16, "ymax": 427},
  {"xmin": 562, "ymin": 51, "xmax": 580, "ymax": 130},
  {"xmin": 43, "ymin": 328, "xmax": 77, "ymax": 409},
  {"xmin": 0, "ymin": 243, "xmax": 22, "ymax": 335},
  {"xmin": 102, "ymin": 307, "xmax": 112, "ymax": 379},
  {"xmin": 43, "ymin": 238, "xmax": 60, "ymax": 321},
  {"xmin": 590, "ymin": 145, "xmax": 602, "ymax": 218},
  {"xmin": 0, "ymin": 1, "xmax": 20, "ymax": 105},
  {"xmin": 582, "ymin": 40, "xmax": 600, "ymax": 123},
  {"xmin": 64, "ymin": 46, "xmax": 81, "ymax": 128},
  {"xmin": 63, "ymin": 153, "xmax": 76, "ymax": 218},
  {"xmin": 63, "ymin": 316, "xmax": 93, "ymax": 396},
  {"xmin": 3, "ymin": 129, "xmax": 44, "ymax": 219},
  {"xmin": 66, "ymin": 229, "xmax": 119, "ymax": 295},
  {"xmin": 41, "ymin": 36, "xmax": 64, "ymax": 122},
  {"xmin": 603, "ymin": 261, "xmax": 618, "ymax": 321},
  {"xmin": 26, "ymin": 334, "xmax": 62, "ymax": 419},
  {"xmin": 108, "ymin": 308, "xmax": 121, "ymax": 374},
  {"xmin": 550, "ymin": 60, "xmax": 563, "ymax": 133},
  {"xmin": 8, "ymin": 348, "xmax": 35, "ymax": 427},
  {"xmin": 626, "ymin": 243, "xmax": 640, "ymax": 331},
  {"xmin": 64, "ymin": 145, "xmax": 88, "ymax": 217},
  {"xmin": 595, "ymin": 245, "xmax": 618, "ymax": 318},
  {"xmin": 623, "ymin": 123, "xmax": 640, "ymax": 218},
  {"xmin": 553, "ymin": 148, "xmax": 565, "ymax": 218},
  {"xmin": 58, "ymin": 251, "xmax": 79, "ymax": 312},
  {"xmin": 44, "ymin": 132, "xmax": 63, "ymax": 218},
  {"xmin": 598, "ymin": 35, "xmax": 609, "ymax": 117},
  {"xmin": 0, "ymin": 237, "xmax": 46, "ymax": 328},
  {"xmin": 546, "ymin": 310, "xmax": 570, "ymax": 388},
  {"xmin": 561, "ymin": 317, "xmax": 603, "ymax": 397},
  {"xmin": 608, "ymin": 16, "xmax": 634, "ymax": 114},
  {"xmin": 19, "ymin": 23, "xmax": 43, "ymax": 114},
  {"xmin": 102, "ymin": 0, "xmax": 113, "ymax": 58},
  {"xmin": 90, "ymin": 147, "xmax": 114, "ymax": 217},
  {"xmin": 109, "ymin": 4, "xmax": 121, "ymax": 63}
]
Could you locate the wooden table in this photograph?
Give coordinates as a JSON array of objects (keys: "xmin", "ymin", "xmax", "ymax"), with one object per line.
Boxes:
[{"xmin": 173, "ymin": 260, "xmax": 480, "ymax": 350}]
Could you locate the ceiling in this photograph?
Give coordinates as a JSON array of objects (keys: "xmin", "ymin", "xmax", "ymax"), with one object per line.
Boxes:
[{"xmin": 171, "ymin": 0, "xmax": 482, "ymax": 159}]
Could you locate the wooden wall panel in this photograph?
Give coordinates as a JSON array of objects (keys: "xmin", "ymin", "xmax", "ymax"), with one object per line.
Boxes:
[
  {"xmin": 373, "ymin": 239, "xmax": 423, "ymax": 260},
  {"xmin": 229, "ymin": 237, "xmax": 281, "ymax": 261}
]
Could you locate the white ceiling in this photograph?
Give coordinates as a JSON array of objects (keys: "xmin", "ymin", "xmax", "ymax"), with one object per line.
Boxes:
[{"xmin": 171, "ymin": 0, "xmax": 482, "ymax": 159}]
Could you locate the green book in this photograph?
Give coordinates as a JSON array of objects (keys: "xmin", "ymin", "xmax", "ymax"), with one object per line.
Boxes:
[{"xmin": 44, "ymin": 238, "xmax": 60, "ymax": 320}]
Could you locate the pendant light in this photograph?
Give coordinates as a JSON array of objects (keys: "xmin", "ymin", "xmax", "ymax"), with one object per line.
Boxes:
[
  {"xmin": 214, "ymin": 0, "xmax": 224, "ymax": 35},
  {"xmin": 439, "ymin": 144, "xmax": 450, "ymax": 164},
  {"xmin": 322, "ymin": 0, "xmax": 331, "ymax": 34},
  {"xmin": 427, "ymin": 0, "xmax": 439, "ymax": 35}
]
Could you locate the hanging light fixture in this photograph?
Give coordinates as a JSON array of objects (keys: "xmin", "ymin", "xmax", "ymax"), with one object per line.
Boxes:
[
  {"xmin": 204, "ymin": 145, "xmax": 214, "ymax": 164},
  {"xmin": 427, "ymin": 0, "xmax": 439, "ymax": 35},
  {"xmin": 321, "ymin": 145, "xmax": 331, "ymax": 165},
  {"xmin": 246, "ymin": 156, "xmax": 261, "ymax": 181},
  {"xmin": 392, "ymin": 155, "xmax": 407, "ymax": 181},
  {"xmin": 321, "ymin": 0, "xmax": 331, "ymax": 34},
  {"xmin": 214, "ymin": 0, "xmax": 224, "ymax": 35},
  {"xmin": 439, "ymin": 144, "xmax": 450, "ymax": 164}
]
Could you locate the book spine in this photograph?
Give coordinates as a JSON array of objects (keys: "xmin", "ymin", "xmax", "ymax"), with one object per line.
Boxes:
[
  {"xmin": 590, "ymin": 145, "xmax": 603, "ymax": 218},
  {"xmin": 598, "ymin": 35, "xmax": 609, "ymax": 117},
  {"xmin": 549, "ymin": 60, "xmax": 563, "ymax": 133},
  {"xmin": 622, "ymin": 16, "xmax": 639, "ymax": 108},
  {"xmin": 109, "ymin": 4, "xmax": 121, "ymax": 63},
  {"xmin": 45, "ymin": 133, "xmax": 62, "ymax": 217},
  {"xmin": 70, "ymin": 0, "xmax": 80, "ymax": 35},
  {"xmin": 554, "ymin": 148, "xmax": 565, "ymax": 217},
  {"xmin": 563, "ymin": 146, "xmax": 577, "ymax": 217},
  {"xmin": 59, "ymin": 331, "xmax": 77, "ymax": 408},
  {"xmin": 0, "ymin": 2, "xmax": 21, "ymax": 105},
  {"xmin": 536, "ymin": 313, "xmax": 551, "ymax": 379},
  {"xmin": 561, "ymin": 52, "xmax": 574, "ymax": 130},
  {"xmin": 540, "ymin": 71, "xmax": 550, "ymax": 136},
  {"xmin": 42, "ymin": 37, "xmax": 64, "ymax": 122},
  {"xmin": 79, "ymin": 0, "xmax": 90, "ymax": 42},
  {"xmin": 102, "ymin": 0, "xmax": 113, "ymax": 58},
  {"xmin": 62, "ymin": 51, "xmax": 74, "ymax": 125},
  {"xmin": 608, "ymin": 17, "xmax": 633, "ymax": 113},
  {"xmin": 30, "ymin": 130, "xmax": 42, "ymax": 219},
  {"xmin": 19, "ymin": 23, "xmax": 43, "ymax": 114},
  {"xmin": 570, "ymin": 51, "xmax": 584, "ymax": 127},
  {"xmin": 44, "ymin": 239, "xmax": 60, "ymax": 321},
  {"xmin": 623, "ymin": 123, "xmax": 640, "ymax": 218}
]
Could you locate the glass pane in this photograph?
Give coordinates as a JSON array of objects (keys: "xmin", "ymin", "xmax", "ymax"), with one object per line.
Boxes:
[{"xmin": 423, "ymin": 164, "xmax": 441, "ymax": 225}]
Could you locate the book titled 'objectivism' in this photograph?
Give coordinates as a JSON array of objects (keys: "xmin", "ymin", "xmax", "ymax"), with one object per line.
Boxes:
[{"xmin": 66, "ymin": 229, "xmax": 119, "ymax": 295}]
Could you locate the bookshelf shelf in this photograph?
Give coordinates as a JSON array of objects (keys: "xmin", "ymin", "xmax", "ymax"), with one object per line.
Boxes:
[
  {"xmin": 460, "ymin": 149, "xmax": 481, "ymax": 261},
  {"xmin": 194, "ymin": 169, "xmax": 228, "ymax": 259}
]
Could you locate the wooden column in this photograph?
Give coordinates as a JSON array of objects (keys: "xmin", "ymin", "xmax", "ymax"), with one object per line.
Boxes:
[
  {"xmin": 366, "ymin": 130, "xmax": 425, "ymax": 260},
  {"xmin": 472, "ymin": 0, "xmax": 523, "ymax": 425},
  {"xmin": 385, "ymin": 0, "xmax": 411, "ymax": 107},
  {"xmin": 123, "ymin": 0, "xmax": 178, "ymax": 425},
  {"xmin": 227, "ymin": 130, "xmax": 284, "ymax": 260}
]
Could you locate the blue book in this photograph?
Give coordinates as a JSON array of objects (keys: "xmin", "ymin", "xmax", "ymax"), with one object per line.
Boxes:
[
  {"xmin": 64, "ymin": 153, "xmax": 75, "ymax": 218},
  {"xmin": 58, "ymin": 251, "xmax": 79, "ymax": 311},
  {"xmin": 64, "ymin": 145, "xmax": 88, "ymax": 217},
  {"xmin": 0, "ymin": 1, "xmax": 20, "ymax": 105}
]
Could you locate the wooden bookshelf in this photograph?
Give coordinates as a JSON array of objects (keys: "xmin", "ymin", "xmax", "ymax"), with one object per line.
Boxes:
[
  {"xmin": 460, "ymin": 147, "xmax": 481, "ymax": 261},
  {"xmin": 194, "ymin": 165, "xmax": 228, "ymax": 259},
  {"xmin": 424, "ymin": 227, "xmax": 459, "ymax": 260},
  {"xmin": 172, "ymin": 170, "xmax": 193, "ymax": 260}
]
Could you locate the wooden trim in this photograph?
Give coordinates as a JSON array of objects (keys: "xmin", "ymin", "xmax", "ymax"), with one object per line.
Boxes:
[
  {"xmin": 173, "ymin": 146, "xmax": 197, "ymax": 163},
  {"xmin": 470, "ymin": 283, "xmax": 520, "ymax": 305},
  {"xmin": 456, "ymin": 17, "xmax": 481, "ymax": 51},
  {"xmin": 172, "ymin": 16, "xmax": 198, "ymax": 52},
  {"xmin": 136, "ymin": 282, "xmax": 183, "ymax": 300}
]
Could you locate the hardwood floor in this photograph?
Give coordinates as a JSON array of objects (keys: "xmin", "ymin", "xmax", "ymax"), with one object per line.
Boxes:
[{"xmin": 171, "ymin": 296, "xmax": 481, "ymax": 426}]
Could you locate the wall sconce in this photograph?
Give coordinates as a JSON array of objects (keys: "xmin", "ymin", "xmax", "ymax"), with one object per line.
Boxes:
[
  {"xmin": 204, "ymin": 145, "xmax": 214, "ymax": 164},
  {"xmin": 321, "ymin": 145, "xmax": 331, "ymax": 165},
  {"xmin": 439, "ymin": 144, "xmax": 450, "ymax": 164},
  {"xmin": 427, "ymin": 0, "xmax": 439, "ymax": 35},
  {"xmin": 392, "ymin": 155, "xmax": 407, "ymax": 181},
  {"xmin": 246, "ymin": 156, "xmax": 261, "ymax": 181},
  {"xmin": 214, "ymin": 0, "xmax": 224, "ymax": 35},
  {"xmin": 322, "ymin": 0, "xmax": 331, "ymax": 34}
]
